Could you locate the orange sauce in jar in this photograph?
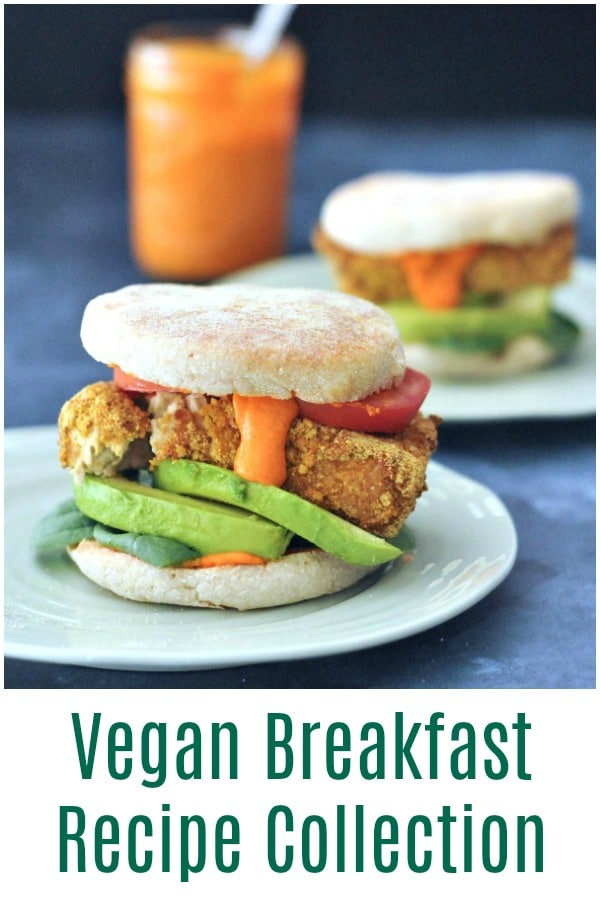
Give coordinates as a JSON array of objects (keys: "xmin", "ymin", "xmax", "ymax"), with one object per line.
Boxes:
[{"xmin": 125, "ymin": 25, "xmax": 305, "ymax": 280}]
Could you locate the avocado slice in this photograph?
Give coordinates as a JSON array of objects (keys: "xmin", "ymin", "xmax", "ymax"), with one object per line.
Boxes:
[
  {"xmin": 428, "ymin": 310, "xmax": 581, "ymax": 354},
  {"xmin": 385, "ymin": 293, "xmax": 551, "ymax": 346},
  {"xmin": 73, "ymin": 475, "xmax": 293, "ymax": 559},
  {"xmin": 154, "ymin": 461, "xmax": 403, "ymax": 567}
]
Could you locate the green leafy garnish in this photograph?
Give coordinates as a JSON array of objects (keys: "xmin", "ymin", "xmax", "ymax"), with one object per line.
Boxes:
[
  {"xmin": 386, "ymin": 524, "xmax": 417, "ymax": 554},
  {"xmin": 544, "ymin": 311, "xmax": 581, "ymax": 355},
  {"xmin": 92, "ymin": 525, "xmax": 199, "ymax": 567},
  {"xmin": 31, "ymin": 500, "xmax": 96, "ymax": 551},
  {"xmin": 32, "ymin": 498, "xmax": 200, "ymax": 567}
]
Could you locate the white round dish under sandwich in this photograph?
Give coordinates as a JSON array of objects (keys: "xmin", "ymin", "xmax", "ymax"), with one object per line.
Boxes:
[{"xmin": 6, "ymin": 426, "xmax": 517, "ymax": 671}]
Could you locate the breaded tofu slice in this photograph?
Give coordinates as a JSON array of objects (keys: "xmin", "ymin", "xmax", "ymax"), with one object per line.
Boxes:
[
  {"xmin": 313, "ymin": 224, "xmax": 575, "ymax": 302},
  {"xmin": 58, "ymin": 381, "xmax": 151, "ymax": 479},
  {"xmin": 149, "ymin": 394, "xmax": 439, "ymax": 536},
  {"xmin": 285, "ymin": 413, "xmax": 439, "ymax": 537},
  {"xmin": 59, "ymin": 386, "xmax": 439, "ymax": 536}
]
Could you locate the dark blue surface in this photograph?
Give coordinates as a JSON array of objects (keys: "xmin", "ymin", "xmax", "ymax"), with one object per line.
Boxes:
[{"xmin": 4, "ymin": 114, "xmax": 595, "ymax": 688}]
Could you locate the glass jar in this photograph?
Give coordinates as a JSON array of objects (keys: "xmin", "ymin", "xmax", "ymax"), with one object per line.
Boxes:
[{"xmin": 125, "ymin": 23, "xmax": 305, "ymax": 280}]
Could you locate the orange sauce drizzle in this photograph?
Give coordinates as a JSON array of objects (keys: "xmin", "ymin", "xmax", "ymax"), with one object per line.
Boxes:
[
  {"xmin": 232, "ymin": 394, "xmax": 299, "ymax": 487},
  {"xmin": 400, "ymin": 244, "xmax": 482, "ymax": 309},
  {"xmin": 182, "ymin": 551, "xmax": 266, "ymax": 568}
]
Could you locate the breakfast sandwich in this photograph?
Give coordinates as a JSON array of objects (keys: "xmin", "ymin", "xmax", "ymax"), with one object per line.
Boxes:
[
  {"xmin": 314, "ymin": 171, "xmax": 580, "ymax": 378},
  {"xmin": 35, "ymin": 284, "xmax": 440, "ymax": 610}
]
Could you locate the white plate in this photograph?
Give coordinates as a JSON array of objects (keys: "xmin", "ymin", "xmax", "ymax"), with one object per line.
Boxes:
[
  {"xmin": 221, "ymin": 255, "xmax": 596, "ymax": 422},
  {"xmin": 4, "ymin": 427, "xmax": 517, "ymax": 671}
]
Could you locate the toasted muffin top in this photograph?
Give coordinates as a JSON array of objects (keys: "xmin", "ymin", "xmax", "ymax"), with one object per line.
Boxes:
[
  {"xmin": 319, "ymin": 171, "xmax": 579, "ymax": 253},
  {"xmin": 81, "ymin": 283, "xmax": 405, "ymax": 403}
]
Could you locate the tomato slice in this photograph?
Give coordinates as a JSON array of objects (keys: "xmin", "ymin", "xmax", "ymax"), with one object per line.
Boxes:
[
  {"xmin": 112, "ymin": 364, "xmax": 430, "ymax": 433},
  {"xmin": 113, "ymin": 366, "xmax": 178, "ymax": 394},
  {"xmin": 297, "ymin": 368, "xmax": 431, "ymax": 433}
]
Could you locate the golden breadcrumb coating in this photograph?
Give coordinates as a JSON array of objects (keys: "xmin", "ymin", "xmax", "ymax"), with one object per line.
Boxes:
[
  {"xmin": 148, "ymin": 393, "xmax": 238, "ymax": 468},
  {"xmin": 60, "ymin": 385, "xmax": 439, "ymax": 536},
  {"xmin": 58, "ymin": 381, "xmax": 151, "ymax": 478},
  {"xmin": 285, "ymin": 413, "xmax": 439, "ymax": 536},
  {"xmin": 148, "ymin": 393, "xmax": 439, "ymax": 536},
  {"xmin": 313, "ymin": 224, "xmax": 575, "ymax": 302}
]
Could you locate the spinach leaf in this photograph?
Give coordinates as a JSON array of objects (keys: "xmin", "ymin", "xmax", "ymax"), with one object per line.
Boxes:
[
  {"xmin": 31, "ymin": 500, "xmax": 96, "ymax": 551},
  {"xmin": 92, "ymin": 524, "xmax": 199, "ymax": 567}
]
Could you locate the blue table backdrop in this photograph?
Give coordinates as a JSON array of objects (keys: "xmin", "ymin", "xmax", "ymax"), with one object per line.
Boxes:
[
  {"xmin": 4, "ymin": 0, "xmax": 595, "ymax": 690},
  {"xmin": 5, "ymin": 111, "xmax": 595, "ymax": 688}
]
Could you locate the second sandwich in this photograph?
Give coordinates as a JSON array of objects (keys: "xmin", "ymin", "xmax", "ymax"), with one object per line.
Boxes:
[{"xmin": 314, "ymin": 170, "xmax": 580, "ymax": 378}]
